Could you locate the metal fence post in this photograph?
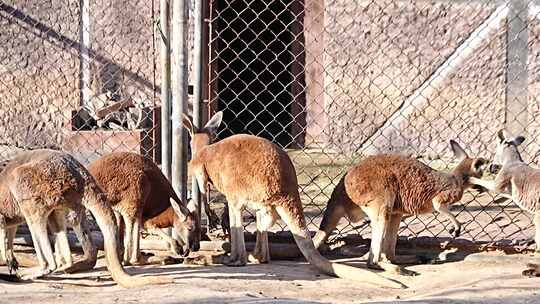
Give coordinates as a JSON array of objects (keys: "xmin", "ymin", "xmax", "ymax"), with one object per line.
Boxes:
[
  {"xmin": 79, "ymin": 0, "xmax": 91, "ymax": 107},
  {"xmin": 160, "ymin": 0, "xmax": 172, "ymax": 181},
  {"xmin": 192, "ymin": 0, "xmax": 207, "ymax": 234},
  {"xmin": 171, "ymin": 0, "xmax": 190, "ymax": 204},
  {"xmin": 505, "ymin": 0, "xmax": 529, "ymax": 137}
]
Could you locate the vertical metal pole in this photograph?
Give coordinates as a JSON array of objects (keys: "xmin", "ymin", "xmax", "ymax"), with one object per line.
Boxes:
[
  {"xmin": 160, "ymin": 0, "xmax": 172, "ymax": 180},
  {"xmin": 172, "ymin": 0, "xmax": 190, "ymax": 204},
  {"xmin": 79, "ymin": 0, "xmax": 91, "ymax": 107},
  {"xmin": 192, "ymin": 0, "xmax": 206, "ymax": 233},
  {"xmin": 505, "ymin": 0, "xmax": 528, "ymax": 137}
]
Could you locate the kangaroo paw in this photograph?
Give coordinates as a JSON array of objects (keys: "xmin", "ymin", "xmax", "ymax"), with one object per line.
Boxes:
[{"xmin": 448, "ymin": 226, "xmax": 461, "ymax": 238}]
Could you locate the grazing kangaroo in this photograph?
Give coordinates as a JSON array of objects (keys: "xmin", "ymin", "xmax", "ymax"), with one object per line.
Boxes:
[
  {"xmin": 0, "ymin": 149, "xmax": 168, "ymax": 287},
  {"xmin": 468, "ymin": 130, "xmax": 540, "ymax": 276},
  {"xmin": 88, "ymin": 152, "xmax": 199, "ymax": 265},
  {"xmin": 313, "ymin": 141, "xmax": 487, "ymax": 273},
  {"xmin": 182, "ymin": 112, "xmax": 404, "ymax": 288},
  {"xmin": 143, "ymin": 201, "xmax": 197, "ymax": 255}
]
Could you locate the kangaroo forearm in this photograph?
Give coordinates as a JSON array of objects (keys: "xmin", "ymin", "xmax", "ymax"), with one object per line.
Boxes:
[{"xmin": 469, "ymin": 177, "xmax": 498, "ymax": 192}]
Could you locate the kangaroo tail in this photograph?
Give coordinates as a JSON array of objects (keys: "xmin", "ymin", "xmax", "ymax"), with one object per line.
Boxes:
[
  {"xmin": 275, "ymin": 203, "xmax": 405, "ymax": 289},
  {"xmin": 82, "ymin": 183, "xmax": 172, "ymax": 287},
  {"xmin": 313, "ymin": 177, "xmax": 347, "ymax": 249}
]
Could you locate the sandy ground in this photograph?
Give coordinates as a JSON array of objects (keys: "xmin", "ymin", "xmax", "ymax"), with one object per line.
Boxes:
[{"xmin": 2, "ymin": 249, "xmax": 540, "ymax": 304}]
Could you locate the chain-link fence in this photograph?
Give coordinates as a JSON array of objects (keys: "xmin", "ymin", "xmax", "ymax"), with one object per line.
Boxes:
[
  {"xmin": 1, "ymin": 0, "xmax": 540, "ymax": 249},
  {"xmin": 207, "ymin": 0, "xmax": 540, "ymax": 248},
  {"xmin": 0, "ymin": 0, "xmax": 160, "ymax": 165}
]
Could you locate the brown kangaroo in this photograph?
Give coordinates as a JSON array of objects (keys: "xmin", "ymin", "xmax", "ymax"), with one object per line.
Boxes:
[
  {"xmin": 0, "ymin": 149, "xmax": 169, "ymax": 287},
  {"xmin": 313, "ymin": 141, "xmax": 487, "ymax": 274},
  {"xmin": 0, "ymin": 158, "xmax": 97, "ymax": 278},
  {"xmin": 182, "ymin": 111, "xmax": 404, "ymax": 288},
  {"xmin": 88, "ymin": 152, "xmax": 199, "ymax": 264}
]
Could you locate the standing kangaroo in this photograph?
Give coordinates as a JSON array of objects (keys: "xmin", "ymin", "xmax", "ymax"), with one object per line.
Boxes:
[
  {"xmin": 0, "ymin": 150, "xmax": 168, "ymax": 287},
  {"xmin": 313, "ymin": 141, "xmax": 487, "ymax": 273},
  {"xmin": 468, "ymin": 130, "xmax": 540, "ymax": 276},
  {"xmin": 182, "ymin": 112, "xmax": 404, "ymax": 288},
  {"xmin": 0, "ymin": 158, "xmax": 97, "ymax": 277},
  {"xmin": 88, "ymin": 152, "xmax": 198, "ymax": 264}
]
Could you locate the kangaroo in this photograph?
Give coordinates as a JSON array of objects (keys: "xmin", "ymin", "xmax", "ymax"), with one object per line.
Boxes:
[
  {"xmin": 143, "ymin": 201, "xmax": 197, "ymax": 255},
  {"xmin": 312, "ymin": 141, "xmax": 487, "ymax": 273},
  {"xmin": 468, "ymin": 130, "xmax": 540, "ymax": 276},
  {"xmin": 0, "ymin": 149, "xmax": 169, "ymax": 287},
  {"xmin": 181, "ymin": 111, "xmax": 404, "ymax": 288},
  {"xmin": 87, "ymin": 152, "xmax": 199, "ymax": 265},
  {"xmin": 0, "ymin": 158, "xmax": 97, "ymax": 277}
]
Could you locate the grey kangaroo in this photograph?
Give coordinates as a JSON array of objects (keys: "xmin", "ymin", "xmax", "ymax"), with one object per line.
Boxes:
[{"xmin": 469, "ymin": 130, "xmax": 540, "ymax": 277}]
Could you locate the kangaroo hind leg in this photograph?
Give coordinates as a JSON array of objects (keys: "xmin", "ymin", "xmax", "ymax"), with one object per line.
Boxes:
[
  {"xmin": 64, "ymin": 208, "xmax": 98, "ymax": 273},
  {"xmin": 49, "ymin": 209, "xmax": 73, "ymax": 272},
  {"xmin": 18, "ymin": 213, "xmax": 57, "ymax": 280},
  {"xmin": 225, "ymin": 199, "xmax": 247, "ymax": 266},
  {"xmin": 249, "ymin": 207, "xmax": 277, "ymax": 264}
]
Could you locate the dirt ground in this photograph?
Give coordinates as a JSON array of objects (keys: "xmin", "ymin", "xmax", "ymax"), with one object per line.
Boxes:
[{"xmin": 2, "ymin": 248, "xmax": 540, "ymax": 304}]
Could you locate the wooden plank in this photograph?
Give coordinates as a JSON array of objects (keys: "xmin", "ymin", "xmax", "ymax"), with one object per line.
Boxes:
[{"xmin": 95, "ymin": 99, "xmax": 134, "ymax": 119}]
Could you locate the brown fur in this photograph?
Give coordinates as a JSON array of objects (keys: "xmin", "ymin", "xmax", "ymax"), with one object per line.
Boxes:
[
  {"xmin": 344, "ymin": 155, "xmax": 468, "ymax": 215},
  {"xmin": 0, "ymin": 149, "xmax": 167, "ymax": 287},
  {"xmin": 144, "ymin": 207, "xmax": 176, "ymax": 229},
  {"xmin": 0, "ymin": 157, "xmax": 97, "ymax": 277},
  {"xmin": 314, "ymin": 146, "xmax": 486, "ymax": 273},
  {"xmin": 184, "ymin": 112, "xmax": 404, "ymax": 288},
  {"xmin": 88, "ymin": 152, "xmax": 196, "ymax": 262}
]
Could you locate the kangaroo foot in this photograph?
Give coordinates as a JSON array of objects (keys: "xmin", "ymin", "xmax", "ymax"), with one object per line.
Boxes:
[
  {"xmin": 368, "ymin": 260, "xmax": 418, "ymax": 276},
  {"xmin": 17, "ymin": 267, "xmax": 52, "ymax": 281},
  {"xmin": 224, "ymin": 255, "xmax": 247, "ymax": 267},
  {"xmin": 59, "ymin": 258, "xmax": 97, "ymax": 274}
]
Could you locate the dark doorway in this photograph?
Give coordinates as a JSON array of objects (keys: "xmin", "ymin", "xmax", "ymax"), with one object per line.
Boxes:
[{"xmin": 214, "ymin": 0, "xmax": 295, "ymax": 148}]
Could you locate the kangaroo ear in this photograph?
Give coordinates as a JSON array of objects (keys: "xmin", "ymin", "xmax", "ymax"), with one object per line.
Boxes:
[
  {"xmin": 497, "ymin": 129, "xmax": 505, "ymax": 142},
  {"xmin": 513, "ymin": 136, "xmax": 525, "ymax": 146},
  {"xmin": 182, "ymin": 114, "xmax": 195, "ymax": 136},
  {"xmin": 169, "ymin": 198, "xmax": 189, "ymax": 222},
  {"xmin": 450, "ymin": 140, "xmax": 468, "ymax": 160},
  {"xmin": 203, "ymin": 111, "xmax": 223, "ymax": 136},
  {"xmin": 186, "ymin": 199, "xmax": 197, "ymax": 213}
]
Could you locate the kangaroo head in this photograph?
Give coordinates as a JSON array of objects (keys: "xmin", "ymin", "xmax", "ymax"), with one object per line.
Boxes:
[
  {"xmin": 182, "ymin": 111, "xmax": 223, "ymax": 156},
  {"xmin": 167, "ymin": 197, "xmax": 200, "ymax": 253},
  {"xmin": 449, "ymin": 140, "xmax": 489, "ymax": 190},
  {"xmin": 172, "ymin": 199, "xmax": 200, "ymax": 255},
  {"xmin": 491, "ymin": 129, "xmax": 525, "ymax": 173},
  {"xmin": 182, "ymin": 111, "xmax": 223, "ymax": 194}
]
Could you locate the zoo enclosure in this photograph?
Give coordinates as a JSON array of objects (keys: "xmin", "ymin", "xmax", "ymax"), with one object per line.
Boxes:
[{"xmin": 1, "ymin": 0, "xmax": 539, "ymax": 248}]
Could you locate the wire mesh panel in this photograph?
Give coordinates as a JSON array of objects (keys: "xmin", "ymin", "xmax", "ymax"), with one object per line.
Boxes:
[
  {"xmin": 1, "ymin": 0, "xmax": 540, "ymax": 249},
  {"xmin": 0, "ymin": 0, "xmax": 160, "ymax": 166},
  {"xmin": 207, "ymin": 0, "xmax": 540, "ymax": 247}
]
